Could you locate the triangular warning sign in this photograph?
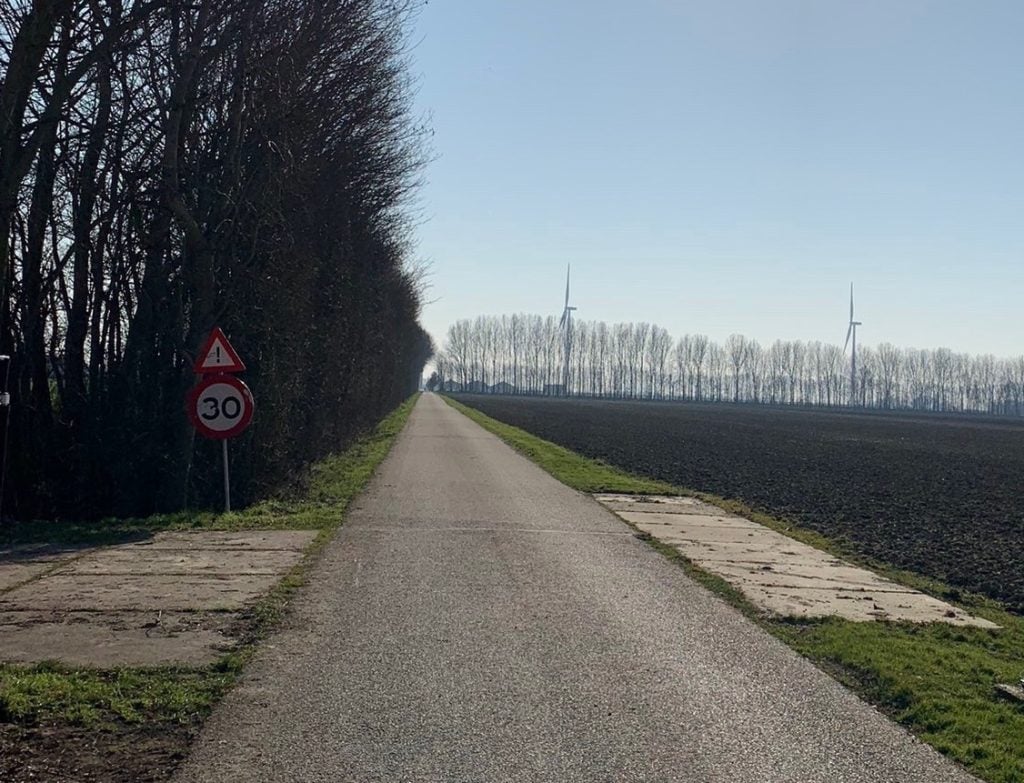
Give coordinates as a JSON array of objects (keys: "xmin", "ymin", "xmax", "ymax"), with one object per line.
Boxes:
[{"xmin": 194, "ymin": 327, "xmax": 246, "ymax": 373}]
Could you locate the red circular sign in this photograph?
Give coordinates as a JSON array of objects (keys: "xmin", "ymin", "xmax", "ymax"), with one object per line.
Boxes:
[{"xmin": 186, "ymin": 374, "xmax": 254, "ymax": 439}]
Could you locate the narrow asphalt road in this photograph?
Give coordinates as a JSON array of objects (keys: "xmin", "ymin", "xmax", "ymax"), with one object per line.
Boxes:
[{"xmin": 174, "ymin": 393, "xmax": 977, "ymax": 782}]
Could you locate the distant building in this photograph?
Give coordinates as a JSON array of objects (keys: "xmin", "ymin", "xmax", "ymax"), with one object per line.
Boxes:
[
  {"xmin": 464, "ymin": 380, "xmax": 487, "ymax": 393},
  {"xmin": 489, "ymin": 381, "xmax": 517, "ymax": 395},
  {"xmin": 441, "ymin": 380, "xmax": 463, "ymax": 392}
]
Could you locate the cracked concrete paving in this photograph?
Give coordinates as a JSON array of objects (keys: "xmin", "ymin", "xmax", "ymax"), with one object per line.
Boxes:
[
  {"xmin": 598, "ymin": 494, "xmax": 996, "ymax": 627},
  {"xmin": 0, "ymin": 530, "xmax": 316, "ymax": 666},
  {"xmin": 174, "ymin": 393, "xmax": 979, "ymax": 783}
]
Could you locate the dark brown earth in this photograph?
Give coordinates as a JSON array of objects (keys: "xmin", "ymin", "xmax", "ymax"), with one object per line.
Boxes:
[
  {"xmin": 454, "ymin": 395, "xmax": 1024, "ymax": 613},
  {"xmin": 0, "ymin": 722, "xmax": 191, "ymax": 782}
]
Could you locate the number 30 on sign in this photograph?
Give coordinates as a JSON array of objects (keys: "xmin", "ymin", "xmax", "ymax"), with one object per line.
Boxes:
[{"xmin": 187, "ymin": 374, "xmax": 254, "ymax": 439}]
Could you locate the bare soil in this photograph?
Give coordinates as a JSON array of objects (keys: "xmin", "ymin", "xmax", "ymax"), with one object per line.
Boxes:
[
  {"xmin": 0, "ymin": 722, "xmax": 191, "ymax": 783},
  {"xmin": 455, "ymin": 395, "xmax": 1024, "ymax": 612}
]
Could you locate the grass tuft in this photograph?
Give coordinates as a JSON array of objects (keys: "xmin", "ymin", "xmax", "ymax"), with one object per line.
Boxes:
[{"xmin": 0, "ymin": 665, "xmax": 233, "ymax": 727}]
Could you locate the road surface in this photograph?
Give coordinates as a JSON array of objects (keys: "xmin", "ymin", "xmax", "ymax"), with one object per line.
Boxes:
[{"xmin": 174, "ymin": 392, "xmax": 977, "ymax": 782}]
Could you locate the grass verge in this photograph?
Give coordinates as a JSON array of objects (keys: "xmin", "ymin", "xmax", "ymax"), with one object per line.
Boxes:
[
  {"xmin": 0, "ymin": 395, "xmax": 418, "ymax": 773},
  {"xmin": 3, "ymin": 396, "xmax": 418, "ymax": 549},
  {"xmin": 444, "ymin": 395, "xmax": 1024, "ymax": 783}
]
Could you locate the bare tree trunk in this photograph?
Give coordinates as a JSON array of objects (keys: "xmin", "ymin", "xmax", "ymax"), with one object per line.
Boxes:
[
  {"xmin": 0, "ymin": 0, "xmax": 76, "ymax": 304},
  {"xmin": 63, "ymin": 53, "xmax": 113, "ymax": 426}
]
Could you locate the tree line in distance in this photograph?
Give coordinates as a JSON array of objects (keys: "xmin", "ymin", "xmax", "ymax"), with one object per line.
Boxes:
[{"xmin": 433, "ymin": 315, "xmax": 1024, "ymax": 416}]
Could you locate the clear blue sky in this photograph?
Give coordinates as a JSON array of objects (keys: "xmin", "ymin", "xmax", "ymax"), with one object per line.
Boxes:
[{"xmin": 409, "ymin": 0, "xmax": 1024, "ymax": 358}]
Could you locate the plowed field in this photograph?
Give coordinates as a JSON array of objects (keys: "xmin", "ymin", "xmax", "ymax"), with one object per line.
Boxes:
[{"xmin": 453, "ymin": 395, "xmax": 1024, "ymax": 613}]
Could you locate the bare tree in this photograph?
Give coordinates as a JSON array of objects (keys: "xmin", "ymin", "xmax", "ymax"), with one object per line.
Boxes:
[
  {"xmin": 726, "ymin": 333, "xmax": 747, "ymax": 403},
  {"xmin": 438, "ymin": 315, "xmax": 1024, "ymax": 423},
  {"xmin": 4, "ymin": 0, "xmax": 435, "ymax": 518}
]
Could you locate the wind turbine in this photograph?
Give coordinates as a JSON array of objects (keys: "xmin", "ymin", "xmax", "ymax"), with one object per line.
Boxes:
[
  {"xmin": 559, "ymin": 264, "xmax": 577, "ymax": 396},
  {"xmin": 843, "ymin": 282, "xmax": 862, "ymax": 405}
]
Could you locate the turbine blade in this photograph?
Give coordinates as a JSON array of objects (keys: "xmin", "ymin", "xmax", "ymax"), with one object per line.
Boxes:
[
  {"xmin": 559, "ymin": 310, "xmax": 567, "ymax": 329},
  {"xmin": 850, "ymin": 282, "xmax": 854, "ymax": 320},
  {"xmin": 843, "ymin": 323, "xmax": 852, "ymax": 353},
  {"xmin": 565, "ymin": 264, "xmax": 571, "ymax": 308}
]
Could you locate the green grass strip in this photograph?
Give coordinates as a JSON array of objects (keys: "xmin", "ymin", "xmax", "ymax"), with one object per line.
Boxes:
[
  {"xmin": 3, "ymin": 396, "xmax": 419, "ymax": 548},
  {"xmin": 444, "ymin": 395, "xmax": 1024, "ymax": 783},
  {"xmin": 0, "ymin": 664, "xmax": 233, "ymax": 726},
  {"xmin": 444, "ymin": 397, "xmax": 677, "ymax": 495},
  {"xmin": 0, "ymin": 394, "xmax": 419, "ymax": 729}
]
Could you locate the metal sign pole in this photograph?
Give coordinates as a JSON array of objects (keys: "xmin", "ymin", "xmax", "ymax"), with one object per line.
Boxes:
[{"xmin": 222, "ymin": 440, "xmax": 231, "ymax": 513}]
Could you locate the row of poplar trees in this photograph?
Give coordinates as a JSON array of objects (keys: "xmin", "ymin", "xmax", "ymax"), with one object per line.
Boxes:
[
  {"xmin": 0, "ymin": 0, "xmax": 433, "ymax": 519},
  {"xmin": 437, "ymin": 315, "xmax": 1024, "ymax": 416}
]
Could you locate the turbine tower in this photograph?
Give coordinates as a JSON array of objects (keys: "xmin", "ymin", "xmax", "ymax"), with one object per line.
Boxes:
[
  {"xmin": 559, "ymin": 264, "xmax": 577, "ymax": 396},
  {"xmin": 843, "ymin": 283, "xmax": 862, "ymax": 405}
]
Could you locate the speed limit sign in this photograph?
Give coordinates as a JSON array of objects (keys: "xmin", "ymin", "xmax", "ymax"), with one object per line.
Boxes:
[{"xmin": 187, "ymin": 374, "xmax": 254, "ymax": 440}]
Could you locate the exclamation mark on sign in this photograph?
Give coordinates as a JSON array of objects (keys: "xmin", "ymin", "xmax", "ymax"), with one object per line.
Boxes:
[{"xmin": 216, "ymin": 345, "xmax": 222, "ymax": 363}]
